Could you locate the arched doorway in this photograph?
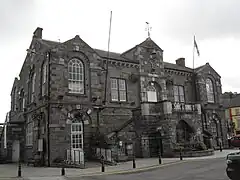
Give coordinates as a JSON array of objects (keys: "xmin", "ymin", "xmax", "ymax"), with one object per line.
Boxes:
[{"xmin": 176, "ymin": 120, "xmax": 194, "ymax": 144}]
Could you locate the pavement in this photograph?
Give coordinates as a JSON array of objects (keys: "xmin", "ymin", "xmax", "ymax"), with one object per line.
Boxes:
[
  {"xmin": 0, "ymin": 149, "xmax": 239, "ymax": 180},
  {"xmin": 78, "ymin": 156, "xmax": 231, "ymax": 180}
]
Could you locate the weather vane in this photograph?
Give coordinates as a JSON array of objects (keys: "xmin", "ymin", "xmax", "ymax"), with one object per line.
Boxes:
[{"xmin": 145, "ymin": 22, "xmax": 152, "ymax": 38}]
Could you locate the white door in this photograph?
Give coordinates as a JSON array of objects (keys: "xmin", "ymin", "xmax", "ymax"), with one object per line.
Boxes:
[
  {"xmin": 70, "ymin": 122, "xmax": 84, "ymax": 164},
  {"xmin": 12, "ymin": 140, "xmax": 20, "ymax": 162}
]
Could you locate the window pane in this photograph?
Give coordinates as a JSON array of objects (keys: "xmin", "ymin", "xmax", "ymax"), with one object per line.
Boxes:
[
  {"xmin": 179, "ymin": 86, "xmax": 184, "ymax": 95},
  {"xmin": 120, "ymin": 90, "xmax": 126, "ymax": 101},
  {"xmin": 179, "ymin": 95, "xmax": 185, "ymax": 102},
  {"xmin": 111, "ymin": 90, "xmax": 118, "ymax": 101},
  {"xmin": 173, "ymin": 86, "xmax": 179, "ymax": 96},
  {"xmin": 111, "ymin": 78, "xmax": 118, "ymax": 89},
  {"xmin": 147, "ymin": 91, "xmax": 157, "ymax": 102},
  {"xmin": 119, "ymin": 79, "xmax": 126, "ymax": 90},
  {"xmin": 174, "ymin": 95, "xmax": 179, "ymax": 102}
]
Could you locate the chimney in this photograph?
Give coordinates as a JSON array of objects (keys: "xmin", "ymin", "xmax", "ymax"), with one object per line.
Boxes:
[
  {"xmin": 33, "ymin": 27, "xmax": 43, "ymax": 39},
  {"xmin": 176, "ymin": 58, "xmax": 185, "ymax": 67}
]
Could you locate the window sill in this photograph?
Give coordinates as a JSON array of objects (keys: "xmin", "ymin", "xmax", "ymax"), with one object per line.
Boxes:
[
  {"xmin": 65, "ymin": 92, "xmax": 87, "ymax": 97},
  {"xmin": 110, "ymin": 101, "xmax": 129, "ymax": 104},
  {"xmin": 25, "ymin": 145, "xmax": 33, "ymax": 148}
]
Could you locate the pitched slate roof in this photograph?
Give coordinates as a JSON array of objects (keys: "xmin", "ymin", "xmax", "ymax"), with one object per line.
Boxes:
[{"xmin": 39, "ymin": 37, "xmax": 197, "ymax": 73}]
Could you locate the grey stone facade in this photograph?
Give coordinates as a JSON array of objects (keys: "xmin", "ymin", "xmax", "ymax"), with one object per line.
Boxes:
[{"xmin": 5, "ymin": 27, "xmax": 227, "ymax": 166}]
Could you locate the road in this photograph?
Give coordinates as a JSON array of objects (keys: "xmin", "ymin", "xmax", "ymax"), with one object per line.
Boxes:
[{"xmin": 73, "ymin": 158, "xmax": 230, "ymax": 180}]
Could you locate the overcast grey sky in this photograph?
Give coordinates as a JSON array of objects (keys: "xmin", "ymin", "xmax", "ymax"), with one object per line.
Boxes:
[{"xmin": 0, "ymin": 0, "xmax": 240, "ymax": 122}]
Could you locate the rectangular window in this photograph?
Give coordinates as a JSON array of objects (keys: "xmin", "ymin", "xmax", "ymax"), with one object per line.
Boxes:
[
  {"xmin": 26, "ymin": 117, "xmax": 33, "ymax": 146},
  {"xmin": 173, "ymin": 85, "xmax": 185, "ymax": 103},
  {"xmin": 110, "ymin": 78, "xmax": 127, "ymax": 102}
]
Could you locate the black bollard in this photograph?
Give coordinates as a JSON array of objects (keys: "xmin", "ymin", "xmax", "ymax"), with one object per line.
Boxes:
[
  {"xmin": 133, "ymin": 157, "xmax": 136, "ymax": 169},
  {"xmin": 18, "ymin": 161, "xmax": 21, "ymax": 177},
  {"xmin": 180, "ymin": 149, "xmax": 183, "ymax": 161},
  {"xmin": 101, "ymin": 156, "xmax": 105, "ymax": 172},
  {"xmin": 220, "ymin": 144, "xmax": 222, "ymax": 152},
  {"xmin": 61, "ymin": 167, "xmax": 65, "ymax": 176},
  {"xmin": 158, "ymin": 151, "xmax": 162, "ymax": 164}
]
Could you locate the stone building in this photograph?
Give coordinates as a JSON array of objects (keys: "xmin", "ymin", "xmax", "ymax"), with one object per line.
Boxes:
[{"xmin": 6, "ymin": 27, "xmax": 226, "ymax": 166}]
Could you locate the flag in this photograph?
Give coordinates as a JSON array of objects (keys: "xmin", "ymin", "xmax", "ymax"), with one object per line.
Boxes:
[{"xmin": 194, "ymin": 36, "xmax": 200, "ymax": 56}]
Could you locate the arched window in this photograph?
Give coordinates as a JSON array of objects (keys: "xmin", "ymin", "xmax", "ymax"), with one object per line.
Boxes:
[
  {"xmin": 206, "ymin": 78, "xmax": 214, "ymax": 103},
  {"xmin": 147, "ymin": 83, "xmax": 157, "ymax": 102},
  {"xmin": 31, "ymin": 73, "xmax": 36, "ymax": 102},
  {"xmin": 42, "ymin": 61, "xmax": 47, "ymax": 95},
  {"xmin": 68, "ymin": 58, "xmax": 84, "ymax": 94}
]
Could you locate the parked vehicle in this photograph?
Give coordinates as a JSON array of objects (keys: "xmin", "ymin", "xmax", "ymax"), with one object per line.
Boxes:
[
  {"xmin": 230, "ymin": 135, "xmax": 240, "ymax": 147},
  {"xmin": 226, "ymin": 152, "xmax": 240, "ymax": 180}
]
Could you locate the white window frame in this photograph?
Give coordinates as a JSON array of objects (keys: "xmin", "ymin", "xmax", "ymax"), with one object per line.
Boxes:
[
  {"xmin": 110, "ymin": 78, "xmax": 127, "ymax": 102},
  {"xmin": 42, "ymin": 61, "xmax": 47, "ymax": 95},
  {"xmin": 147, "ymin": 84, "xmax": 157, "ymax": 102},
  {"xmin": 206, "ymin": 78, "xmax": 215, "ymax": 103},
  {"xmin": 31, "ymin": 73, "xmax": 36, "ymax": 102},
  {"xmin": 173, "ymin": 85, "xmax": 185, "ymax": 103},
  {"xmin": 26, "ymin": 117, "xmax": 33, "ymax": 146},
  {"xmin": 71, "ymin": 122, "xmax": 84, "ymax": 150},
  {"xmin": 68, "ymin": 58, "xmax": 84, "ymax": 94}
]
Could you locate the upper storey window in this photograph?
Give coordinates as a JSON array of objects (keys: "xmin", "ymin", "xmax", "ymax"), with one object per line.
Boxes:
[
  {"xmin": 206, "ymin": 78, "xmax": 214, "ymax": 103},
  {"xmin": 147, "ymin": 84, "xmax": 157, "ymax": 102},
  {"xmin": 173, "ymin": 85, "xmax": 185, "ymax": 103},
  {"xmin": 68, "ymin": 58, "xmax": 84, "ymax": 94},
  {"xmin": 31, "ymin": 73, "xmax": 36, "ymax": 103},
  {"xmin": 110, "ymin": 78, "xmax": 127, "ymax": 102}
]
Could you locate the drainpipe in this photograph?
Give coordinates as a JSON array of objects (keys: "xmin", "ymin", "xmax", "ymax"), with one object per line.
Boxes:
[{"xmin": 47, "ymin": 51, "xmax": 51, "ymax": 167}]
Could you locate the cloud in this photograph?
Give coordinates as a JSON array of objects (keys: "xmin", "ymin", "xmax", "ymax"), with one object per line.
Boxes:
[{"xmin": 160, "ymin": 0, "xmax": 240, "ymax": 42}]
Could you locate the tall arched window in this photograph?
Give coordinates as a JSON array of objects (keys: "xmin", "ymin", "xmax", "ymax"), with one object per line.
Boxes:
[
  {"xmin": 206, "ymin": 78, "xmax": 214, "ymax": 103},
  {"xmin": 42, "ymin": 61, "xmax": 47, "ymax": 95},
  {"xmin": 147, "ymin": 83, "xmax": 157, "ymax": 102},
  {"xmin": 31, "ymin": 73, "xmax": 36, "ymax": 102},
  {"xmin": 68, "ymin": 58, "xmax": 84, "ymax": 94}
]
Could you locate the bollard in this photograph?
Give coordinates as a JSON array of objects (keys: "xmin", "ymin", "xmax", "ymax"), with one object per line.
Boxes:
[
  {"xmin": 220, "ymin": 144, "xmax": 222, "ymax": 152},
  {"xmin": 180, "ymin": 149, "xmax": 183, "ymax": 161},
  {"xmin": 132, "ymin": 157, "xmax": 136, "ymax": 169},
  {"xmin": 61, "ymin": 167, "xmax": 65, "ymax": 176},
  {"xmin": 101, "ymin": 156, "xmax": 105, "ymax": 172},
  {"xmin": 18, "ymin": 161, "xmax": 22, "ymax": 177},
  {"xmin": 158, "ymin": 151, "xmax": 162, "ymax": 164}
]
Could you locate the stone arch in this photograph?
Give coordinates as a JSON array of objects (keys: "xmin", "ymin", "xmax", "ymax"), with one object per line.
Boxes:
[{"xmin": 176, "ymin": 120, "xmax": 195, "ymax": 144}]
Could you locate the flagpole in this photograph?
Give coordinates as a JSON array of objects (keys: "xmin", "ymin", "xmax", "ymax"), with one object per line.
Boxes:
[
  {"xmin": 103, "ymin": 11, "xmax": 113, "ymax": 104},
  {"xmin": 193, "ymin": 35, "xmax": 195, "ymax": 71},
  {"xmin": 192, "ymin": 35, "xmax": 196, "ymax": 103}
]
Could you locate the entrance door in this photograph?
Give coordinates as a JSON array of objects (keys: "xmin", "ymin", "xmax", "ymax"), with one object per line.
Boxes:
[
  {"xmin": 149, "ymin": 133, "xmax": 163, "ymax": 157},
  {"xmin": 12, "ymin": 140, "xmax": 20, "ymax": 162},
  {"xmin": 70, "ymin": 122, "xmax": 84, "ymax": 164}
]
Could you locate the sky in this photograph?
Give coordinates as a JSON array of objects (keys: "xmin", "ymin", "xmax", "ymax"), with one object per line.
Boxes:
[{"xmin": 1, "ymin": 0, "xmax": 240, "ymax": 122}]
